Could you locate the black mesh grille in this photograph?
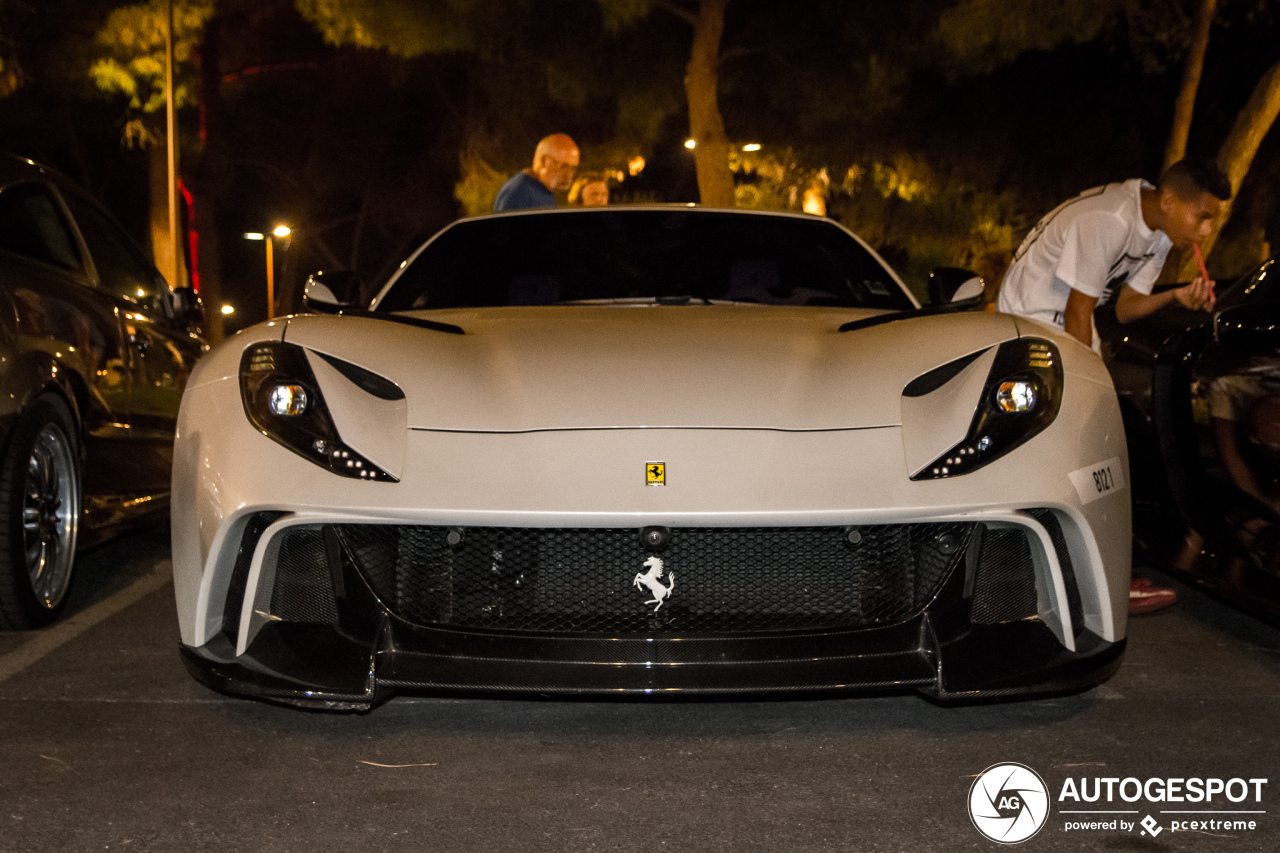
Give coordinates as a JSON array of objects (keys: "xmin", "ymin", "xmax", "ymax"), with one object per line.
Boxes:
[
  {"xmin": 222, "ymin": 511, "xmax": 287, "ymax": 640},
  {"xmin": 270, "ymin": 527, "xmax": 340, "ymax": 625},
  {"xmin": 971, "ymin": 527, "xmax": 1039, "ymax": 624},
  {"xmin": 326, "ymin": 523, "xmax": 974, "ymax": 635}
]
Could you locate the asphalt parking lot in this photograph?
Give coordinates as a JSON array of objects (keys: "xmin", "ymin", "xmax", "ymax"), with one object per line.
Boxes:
[{"xmin": 0, "ymin": 525, "xmax": 1276, "ymax": 852}]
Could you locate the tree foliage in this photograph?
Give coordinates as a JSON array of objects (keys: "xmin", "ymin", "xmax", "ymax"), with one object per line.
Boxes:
[
  {"xmin": 296, "ymin": 0, "xmax": 480, "ymax": 55},
  {"xmin": 294, "ymin": 0, "xmax": 686, "ymax": 214},
  {"xmin": 89, "ymin": 0, "xmax": 212, "ymax": 116},
  {"xmin": 13, "ymin": 0, "xmax": 1280, "ymax": 315},
  {"xmin": 934, "ymin": 0, "xmax": 1121, "ymax": 75}
]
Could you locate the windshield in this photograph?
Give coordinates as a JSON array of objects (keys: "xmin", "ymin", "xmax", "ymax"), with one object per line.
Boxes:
[{"xmin": 376, "ymin": 210, "xmax": 914, "ymax": 312}]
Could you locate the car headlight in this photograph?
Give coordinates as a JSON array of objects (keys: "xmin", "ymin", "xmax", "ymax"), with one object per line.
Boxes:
[
  {"xmin": 911, "ymin": 338, "xmax": 1063, "ymax": 480},
  {"xmin": 239, "ymin": 341, "xmax": 398, "ymax": 481}
]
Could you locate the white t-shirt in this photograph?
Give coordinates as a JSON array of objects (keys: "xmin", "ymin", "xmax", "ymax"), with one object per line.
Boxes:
[{"xmin": 997, "ymin": 179, "xmax": 1172, "ymax": 348}]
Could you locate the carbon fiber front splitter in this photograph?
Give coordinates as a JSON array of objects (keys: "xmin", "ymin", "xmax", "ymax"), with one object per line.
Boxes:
[{"xmin": 179, "ymin": 562, "xmax": 1126, "ymax": 711}]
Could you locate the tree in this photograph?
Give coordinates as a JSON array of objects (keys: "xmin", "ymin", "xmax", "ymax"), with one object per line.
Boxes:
[
  {"xmin": 91, "ymin": 1, "xmax": 213, "ymax": 296},
  {"xmin": 1179, "ymin": 60, "xmax": 1280, "ymax": 275},
  {"xmin": 640, "ymin": 0, "xmax": 735, "ymax": 207},
  {"xmin": 90, "ymin": 2, "xmax": 211, "ymax": 117},
  {"xmin": 936, "ymin": 0, "xmax": 1280, "ymax": 275},
  {"xmin": 297, "ymin": 0, "xmax": 737, "ymax": 206},
  {"xmin": 1162, "ymin": 0, "xmax": 1280, "ymax": 277},
  {"xmin": 0, "ymin": 1, "xmax": 150, "ymax": 196},
  {"xmin": 933, "ymin": 0, "xmax": 1120, "ymax": 75},
  {"xmin": 298, "ymin": 0, "xmax": 683, "ymax": 213},
  {"xmin": 1163, "ymin": 0, "xmax": 1216, "ymax": 171}
]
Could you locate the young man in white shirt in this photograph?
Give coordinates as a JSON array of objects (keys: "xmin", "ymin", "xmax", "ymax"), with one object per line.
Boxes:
[
  {"xmin": 998, "ymin": 158, "xmax": 1228, "ymax": 352},
  {"xmin": 997, "ymin": 158, "xmax": 1232, "ymax": 613}
]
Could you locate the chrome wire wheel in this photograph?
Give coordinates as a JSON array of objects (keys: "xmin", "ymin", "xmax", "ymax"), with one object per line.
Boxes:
[{"xmin": 21, "ymin": 423, "xmax": 79, "ymax": 611}]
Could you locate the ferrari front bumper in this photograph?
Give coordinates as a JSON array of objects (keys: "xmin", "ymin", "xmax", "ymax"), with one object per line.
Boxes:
[{"xmin": 179, "ymin": 515, "xmax": 1125, "ymax": 710}]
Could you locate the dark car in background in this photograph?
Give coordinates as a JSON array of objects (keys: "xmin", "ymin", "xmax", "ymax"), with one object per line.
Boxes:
[
  {"xmin": 1100, "ymin": 257, "xmax": 1280, "ymax": 625},
  {"xmin": 0, "ymin": 153, "xmax": 205, "ymax": 628}
]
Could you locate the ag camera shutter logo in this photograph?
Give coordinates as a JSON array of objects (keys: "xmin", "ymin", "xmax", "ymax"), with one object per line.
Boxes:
[{"xmin": 969, "ymin": 763, "xmax": 1050, "ymax": 843}]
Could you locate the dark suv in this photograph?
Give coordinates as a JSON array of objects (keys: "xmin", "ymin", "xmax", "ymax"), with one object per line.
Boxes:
[{"xmin": 0, "ymin": 154, "xmax": 206, "ymax": 628}]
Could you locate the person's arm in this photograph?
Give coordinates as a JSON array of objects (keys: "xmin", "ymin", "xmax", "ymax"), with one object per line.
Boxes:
[
  {"xmin": 1115, "ymin": 277, "xmax": 1216, "ymax": 323},
  {"xmin": 1063, "ymin": 287, "xmax": 1099, "ymax": 347},
  {"xmin": 1213, "ymin": 416, "xmax": 1269, "ymax": 504}
]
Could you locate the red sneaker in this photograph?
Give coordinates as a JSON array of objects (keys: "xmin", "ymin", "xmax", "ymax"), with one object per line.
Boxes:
[{"xmin": 1129, "ymin": 577, "xmax": 1177, "ymax": 614}]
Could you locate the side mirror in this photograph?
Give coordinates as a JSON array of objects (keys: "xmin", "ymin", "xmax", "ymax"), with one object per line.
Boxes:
[
  {"xmin": 928, "ymin": 267, "xmax": 986, "ymax": 307},
  {"xmin": 1214, "ymin": 302, "xmax": 1280, "ymax": 354},
  {"xmin": 303, "ymin": 270, "xmax": 364, "ymax": 314},
  {"xmin": 170, "ymin": 286, "xmax": 204, "ymax": 326}
]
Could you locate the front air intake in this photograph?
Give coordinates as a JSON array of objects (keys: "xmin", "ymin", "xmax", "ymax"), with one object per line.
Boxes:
[
  {"xmin": 969, "ymin": 510, "xmax": 1086, "ymax": 636},
  {"xmin": 324, "ymin": 523, "xmax": 976, "ymax": 635}
]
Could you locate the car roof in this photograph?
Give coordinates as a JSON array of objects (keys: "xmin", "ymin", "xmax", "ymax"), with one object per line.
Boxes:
[
  {"xmin": 0, "ymin": 152, "xmax": 78, "ymax": 193},
  {"xmin": 472, "ymin": 203, "xmax": 827, "ymax": 224}
]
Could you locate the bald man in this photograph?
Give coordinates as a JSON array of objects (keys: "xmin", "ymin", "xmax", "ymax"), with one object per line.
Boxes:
[{"xmin": 493, "ymin": 134, "xmax": 580, "ymax": 212}]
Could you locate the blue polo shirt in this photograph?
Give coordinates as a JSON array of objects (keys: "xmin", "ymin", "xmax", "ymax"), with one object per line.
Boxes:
[{"xmin": 494, "ymin": 172, "xmax": 556, "ymax": 212}]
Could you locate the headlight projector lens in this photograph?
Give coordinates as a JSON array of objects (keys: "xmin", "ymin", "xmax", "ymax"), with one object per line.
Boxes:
[
  {"xmin": 268, "ymin": 384, "xmax": 308, "ymax": 416},
  {"xmin": 995, "ymin": 380, "xmax": 1037, "ymax": 413}
]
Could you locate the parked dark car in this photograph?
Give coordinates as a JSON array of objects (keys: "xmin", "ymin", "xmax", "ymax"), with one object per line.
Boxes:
[
  {"xmin": 0, "ymin": 153, "xmax": 205, "ymax": 628},
  {"xmin": 1100, "ymin": 257, "xmax": 1280, "ymax": 625}
]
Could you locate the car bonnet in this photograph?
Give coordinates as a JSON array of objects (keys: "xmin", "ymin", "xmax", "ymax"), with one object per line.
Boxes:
[{"xmin": 282, "ymin": 306, "xmax": 1020, "ymax": 432}]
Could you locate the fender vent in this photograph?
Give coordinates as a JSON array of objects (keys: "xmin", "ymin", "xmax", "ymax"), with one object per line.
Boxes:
[
  {"xmin": 1026, "ymin": 508, "xmax": 1085, "ymax": 638},
  {"xmin": 221, "ymin": 511, "xmax": 287, "ymax": 641}
]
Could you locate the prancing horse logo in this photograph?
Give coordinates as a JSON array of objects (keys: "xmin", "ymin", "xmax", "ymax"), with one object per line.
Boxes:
[{"xmin": 633, "ymin": 556, "xmax": 675, "ymax": 611}]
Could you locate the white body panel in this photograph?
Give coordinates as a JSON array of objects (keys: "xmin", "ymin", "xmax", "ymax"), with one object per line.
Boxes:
[
  {"xmin": 172, "ymin": 310, "xmax": 1130, "ymax": 651},
  {"xmin": 280, "ymin": 308, "xmax": 1021, "ymax": 431}
]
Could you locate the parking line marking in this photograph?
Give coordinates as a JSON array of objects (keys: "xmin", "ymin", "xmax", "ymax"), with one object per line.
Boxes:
[{"xmin": 0, "ymin": 562, "xmax": 171, "ymax": 686}]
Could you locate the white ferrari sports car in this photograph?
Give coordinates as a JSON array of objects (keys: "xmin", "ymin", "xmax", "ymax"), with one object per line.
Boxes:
[{"xmin": 172, "ymin": 207, "xmax": 1129, "ymax": 709}]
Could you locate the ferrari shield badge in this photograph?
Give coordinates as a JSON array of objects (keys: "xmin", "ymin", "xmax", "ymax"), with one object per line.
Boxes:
[
  {"xmin": 646, "ymin": 461, "xmax": 665, "ymax": 486},
  {"xmin": 633, "ymin": 556, "xmax": 674, "ymax": 611}
]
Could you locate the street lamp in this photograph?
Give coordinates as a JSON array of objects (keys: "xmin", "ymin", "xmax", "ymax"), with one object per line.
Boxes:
[{"xmin": 244, "ymin": 225, "xmax": 291, "ymax": 318}]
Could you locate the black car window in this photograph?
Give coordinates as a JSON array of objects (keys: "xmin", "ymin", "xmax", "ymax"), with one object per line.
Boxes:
[
  {"xmin": 1216, "ymin": 258, "xmax": 1278, "ymax": 311},
  {"xmin": 60, "ymin": 192, "xmax": 170, "ymax": 318},
  {"xmin": 377, "ymin": 211, "xmax": 914, "ymax": 312},
  {"xmin": 0, "ymin": 183, "xmax": 83, "ymax": 272}
]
